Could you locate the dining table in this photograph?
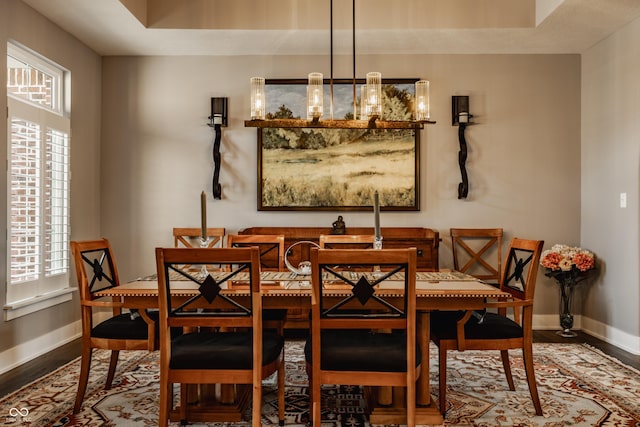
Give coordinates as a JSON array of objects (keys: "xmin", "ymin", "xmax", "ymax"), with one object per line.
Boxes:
[{"xmin": 95, "ymin": 269, "xmax": 510, "ymax": 425}]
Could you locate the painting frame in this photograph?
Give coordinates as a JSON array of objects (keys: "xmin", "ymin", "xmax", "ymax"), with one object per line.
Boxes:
[{"xmin": 257, "ymin": 78, "xmax": 420, "ymax": 212}]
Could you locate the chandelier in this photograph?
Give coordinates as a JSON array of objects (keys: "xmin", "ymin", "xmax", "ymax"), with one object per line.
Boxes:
[{"xmin": 244, "ymin": 0, "xmax": 434, "ymax": 130}]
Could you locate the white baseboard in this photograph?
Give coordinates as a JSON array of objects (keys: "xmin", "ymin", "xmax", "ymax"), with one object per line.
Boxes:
[
  {"xmin": 534, "ymin": 313, "xmax": 640, "ymax": 355},
  {"xmin": 0, "ymin": 320, "xmax": 82, "ymax": 376},
  {"xmin": 533, "ymin": 313, "xmax": 583, "ymax": 330},
  {"xmin": 580, "ymin": 316, "xmax": 640, "ymax": 355}
]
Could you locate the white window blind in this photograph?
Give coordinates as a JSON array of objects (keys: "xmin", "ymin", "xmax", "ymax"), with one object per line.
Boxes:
[
  {"xmin": 9, "ymin": 118, "xmax": 42, "ymax": 284},
  {"xmin": 44, "ymin": 128, "xmax": 70, "ymax": 277}
]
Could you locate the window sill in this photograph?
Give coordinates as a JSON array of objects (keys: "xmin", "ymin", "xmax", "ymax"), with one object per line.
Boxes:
[{"xmin": 3, "ymin": 287, "xmax": 77, "ymax": 321}]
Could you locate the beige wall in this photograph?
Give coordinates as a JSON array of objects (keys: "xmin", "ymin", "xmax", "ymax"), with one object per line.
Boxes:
[
  {"xmin": 0, "ymin": 0, "xmax": 102, "ymax": 359},
  {"xmin": 581, "ymin": 16, "xmax": 640, "ymax": 350},
  {"xmin": 101, "ymin": 53, "xmax": 581, "ymax": 322}
]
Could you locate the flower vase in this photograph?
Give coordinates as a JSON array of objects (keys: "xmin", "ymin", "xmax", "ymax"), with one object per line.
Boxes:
[{"xmin": 557, "ymin": 281, "xmax": 577, "ymax": 337}]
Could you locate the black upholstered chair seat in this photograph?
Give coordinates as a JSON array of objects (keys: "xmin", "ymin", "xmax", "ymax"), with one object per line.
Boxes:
[
  {"xmin": 262, "ymin": 308, "xmax": 288, "ymax": 321},
  {"xmin": 304, "ymin": 331, "xmax": 421, "ymax": 372},
  {"xmin": 170, "ymin": 331, "xmax": 284, "ymax": 370},
  {"xmin": 430, "ymin": 310, "xmax": 524, "ymax": 341},
  {"xmin": 91, "ymin": 313, "xmax": 150, "ymax": 340}
]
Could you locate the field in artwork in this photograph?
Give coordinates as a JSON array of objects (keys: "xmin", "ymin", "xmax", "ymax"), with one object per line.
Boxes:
[{"xmin": 261, "ymin": 135, "xmax": 415, "ymax": 208}]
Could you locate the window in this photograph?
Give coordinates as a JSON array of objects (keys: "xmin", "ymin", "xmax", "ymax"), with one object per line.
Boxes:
[
  {"xmin": 7, "ymin": 43, "xmax": 62, "ymax": 113},
  {"xmin": 5, "ymin": 42, "xmax": 72, "ymax": 319}
]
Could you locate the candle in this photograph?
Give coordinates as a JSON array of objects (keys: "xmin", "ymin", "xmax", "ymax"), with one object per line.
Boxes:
[
  {"xmin": 200, "ymin": 191, "xmax": 207, "ymax": 240},
  {"xmin": 374, "ymin": 191, "xmax": 381, "ymax": 239}
]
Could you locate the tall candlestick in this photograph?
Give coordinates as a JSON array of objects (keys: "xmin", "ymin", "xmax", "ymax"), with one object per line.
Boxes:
[
  {"xmin": 200, "ymin": 191, "xmax": 207, "ymax": 240},
  {"xmin": 374, "ymin": 191, "xmax": 381, "ymax": 239}
]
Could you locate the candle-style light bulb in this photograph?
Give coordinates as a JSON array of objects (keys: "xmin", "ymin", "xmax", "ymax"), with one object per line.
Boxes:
[
  {"xmin": 250, "ymin": 77, "xmax": 265, "ymax": 120},
  {"xmin": 366, "ymin": 72, "xmax": 382, "ymax": 118},
  {"xmin": 415, "ymin": 80, "xmax": 430, "ymax": 121},
  {"xmin": 307, "ymin": 72, "xmax": 323, "ymax": 120}
]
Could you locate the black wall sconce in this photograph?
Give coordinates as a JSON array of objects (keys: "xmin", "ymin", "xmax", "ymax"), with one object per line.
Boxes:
[
  {"xmin": 452, "ymin": 95, "xmax": 473, "ymax": 199},
  {"xmin": 207, "ymin": 97, "xmax": 228, "ymax": 199}
]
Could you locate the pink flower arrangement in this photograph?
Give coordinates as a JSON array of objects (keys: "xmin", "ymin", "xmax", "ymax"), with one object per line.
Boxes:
[
  {"xmin": 540, "ymin": 244, "xmax": 596, "ymax": 286},
  {"xmin": 541, "ymin": 244, "xmax": 595, "ymax": 272}
]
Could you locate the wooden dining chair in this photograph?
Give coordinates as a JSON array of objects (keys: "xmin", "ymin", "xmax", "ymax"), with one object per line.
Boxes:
[
  {"xmin": 304, "ymin": 247, "xmax": 420, "ymax": 427},
  {"xmin": 226, "ymin": 234, "xmax": 288, "ymax": 330},
  {"xmin": 155, "ymin": 247, "xmax": 285, "ymax": 427},
  {"xmin": 450, "ymin": 228, "xmax": 503, "ymax": 286},
  {"xmin": 70, "ymin": 238, "xmax": 157, "ymax": 413},
  {"xmin": 430, "ymin": 237, "xmax": 544, "ymax": 416},
  {"xmin": 173, "ymin": 227, "xmax": 226, "ymax": 273},
  {"xmin": 319, "ymin": 234, "xmax": 375, "ymax": 249},
  {"xmin": 226, "ymin": 234, "xmax": 285, "ymax": 271},
  {"xmin": 173, "ymin": 227, "xmax": 225, "ymax": 248},
  {"xmin": 319, "ymin": 234, "xmax": 378, "ymax": 272}
]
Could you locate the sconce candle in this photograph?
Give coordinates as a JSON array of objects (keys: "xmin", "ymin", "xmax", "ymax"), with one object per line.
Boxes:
[
  {"xmin": 366, "ymin": 72, "xmax": 382, "ymax": 118},
  {"xmin": 200, "ymin": 191, "xmax": 207, "ymax": 240},
  {"xmin": 307, "ymin": 72, "xmax": 323, "ymax": 120},
  {"xmin": 415, "ymin": 80, "xmax": 430, "ymax": 121},
  {"xmin": 250, "ymin": 77, "xmax": 265, "ymax": 120}
]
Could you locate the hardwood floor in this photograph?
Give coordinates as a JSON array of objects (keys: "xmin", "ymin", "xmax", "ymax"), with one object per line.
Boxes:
[
  {"xmin": 1, "ymin": 331, "xmax": 638, "ymax": 398},
  {"xmin": 0, "ymin": 338, "xmax": 81, "ymax": 397}
]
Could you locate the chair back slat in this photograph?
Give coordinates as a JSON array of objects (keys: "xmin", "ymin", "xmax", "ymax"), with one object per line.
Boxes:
[
  {"xmin": 451, "ymin": 228, "xmax": 503, "ymax": 283},
  {"xmin": 500, "ymin": 238, "xmax": 543, "ymax": 301},
  {"xmin": 173, "ymin": 227, "xmax": 226, "ymax": 248},
  {"xmin": 312, "ymin": 248, "xmax": 416, "ymax": 329},
  {"xmin": 156, "ymin": 247, "xmax": 261, "ymax": 329},
  {"xmin": 71, "ymin": 239, "xmax": 121, "ymax": 301},
  {"xmin": 319, "ymin": 234, "xmax": 376, "ymax": 249},
  {"xmin": 226, "ymin": 234, "xmax": 285, "ymax": 271}
]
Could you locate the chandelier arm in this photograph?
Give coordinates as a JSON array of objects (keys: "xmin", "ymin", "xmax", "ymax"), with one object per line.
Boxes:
[
  {"xmin": 352, "ymin": 0, "xmax": 356, "ymax": 118},
  {"xmin": 330, "ymin": 0, "xmax": 334, "ymax": 120}
]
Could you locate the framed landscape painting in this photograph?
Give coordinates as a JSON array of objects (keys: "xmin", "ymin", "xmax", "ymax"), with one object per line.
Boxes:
[{"xmin": 257, "ymin": 78, "xmax": 420, "ymax": 212}]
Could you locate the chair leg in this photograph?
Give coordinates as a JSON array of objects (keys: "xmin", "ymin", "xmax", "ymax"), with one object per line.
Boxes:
[
  {"xmin": 277, "ymin": 360, "xmax": 285, "ymax": 426},
  {"xmin": 312, "ymin": 375, "xmax": 321, "ymax": 427},
  {"xmin": 158, "ymin": 378, "xmax": 170, "ymax": 427},
  {"xmin": 307, "ymin": 361, "xmax": 321, "ymax": 427},
  {"xmin": 406, "ymin": 374, "xmax": 416, "ymax": 427},
  {"xmin": 500, "ymin": 350, "xmax": 516, "ymax": 391},
  {"xmin": 522, "ymin": 346, "xmax": 543, "ymax": 415},
  {"xmin": 179, "ymin": 384, "xmax": 188, "ymax": 422},
  {"xmin": 438, "ymin": 347, "xmax": 447, "ymax": 415},
  {"xmin": 305, "ymin": 362, "xmax": 313, "ymax": 424},
  {"xmin": 73, "ymin": 346, "xmax": 92, "ymax": 413},
  {"xmin": 105, "ymin": 349, "xmax": 119, "ymax": 389},
  {"xmin": 251, "ymin": 380, "xmax": 262, "ymax": 427}
]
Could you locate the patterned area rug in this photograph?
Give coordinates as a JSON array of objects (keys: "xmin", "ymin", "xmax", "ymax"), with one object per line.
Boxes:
[{"xmin": 1, "ymin": 341, "xmax": 639, "ymax": 426}]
